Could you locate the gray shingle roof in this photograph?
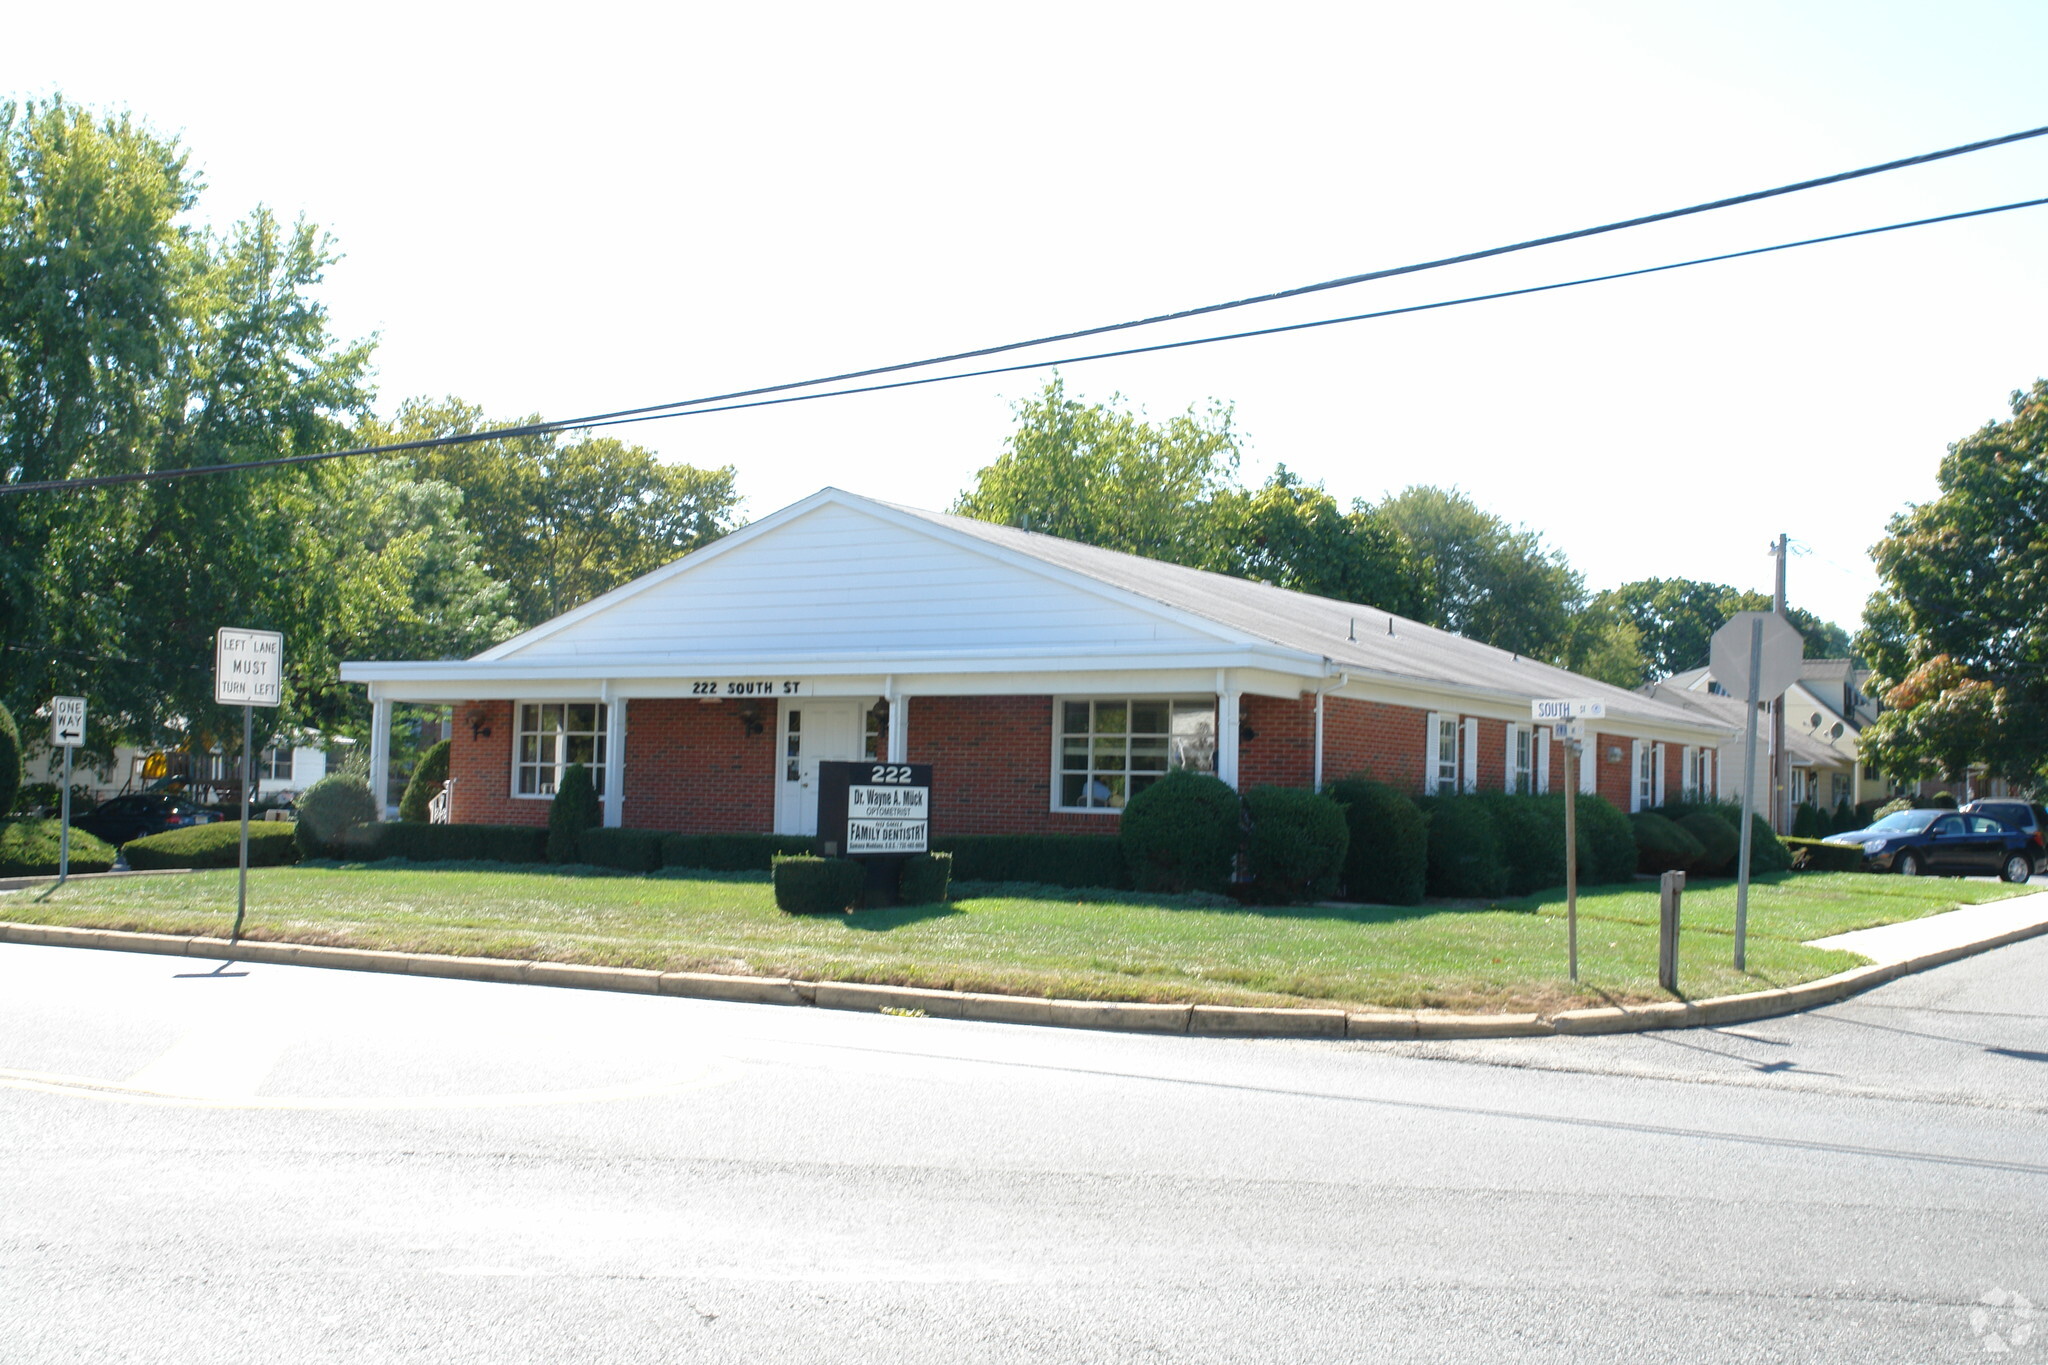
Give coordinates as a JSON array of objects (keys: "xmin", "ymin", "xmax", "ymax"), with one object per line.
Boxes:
[{"xmin": 883, "ymin": 499, "xmax": 1721, "ymax": 733}]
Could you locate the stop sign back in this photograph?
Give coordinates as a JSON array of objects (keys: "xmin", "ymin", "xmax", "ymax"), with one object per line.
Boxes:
[{"xmin": 1710, "ymin": 610, "xmax": 1803, "ymax": 702}]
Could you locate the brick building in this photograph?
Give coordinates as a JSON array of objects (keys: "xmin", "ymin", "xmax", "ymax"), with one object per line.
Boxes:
[{"xmin": 342, "ymin": 488, "xmax": 1729, "ymax": 835}]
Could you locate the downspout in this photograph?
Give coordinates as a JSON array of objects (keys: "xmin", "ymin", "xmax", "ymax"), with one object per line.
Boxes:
[{"xmin": 1312, "ymin": 666, "xmax": 1351, "ymax": 792}]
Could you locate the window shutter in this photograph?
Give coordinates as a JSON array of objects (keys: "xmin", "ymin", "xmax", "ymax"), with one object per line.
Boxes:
[
  {"xmin": 1504, "ymin": 725, "xmax": 1518, "ymax": 793},
  {"xmin": 1580, "ymin": 734, "xmax": 1598, "ymax": 795},
  {"xmin": 1629, "ymin": 740, "xmax": 1645, "ymax": 811},
  {"xmin": 1462, "ymin": 718, "xmax": 1480, "ymax": 793},
  {"xmin": 1424, "ymin": 713, "xmax": 1443, "ymax": 796},
  {"xmin": 1705, "ymin": 748, "xmax": 1715, "ymax": 799},
  {"xmin": 1654, "ymin": 743, "xmax": 1667, "ymax": 807},
  {"xmin": 1535, "ymin": 728, "xmax": 1550, "ymax": 794}
]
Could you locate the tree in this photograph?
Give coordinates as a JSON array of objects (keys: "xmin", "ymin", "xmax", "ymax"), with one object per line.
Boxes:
[
  {"xmin": 953, "ymin": 375, "xmax": 1241, "ymax": 569},
  {"xmin": 382, "ymin": 397, "xmax": 743, "ymax": 629},
  {"xmin": 1860, "ymin": 380, "xmax": 2048, "ymax": 782},
  {"xmin": 1209, "ymin": 466, "xmax": 1428, "ymax": 616},
  {"xmin": 1376, "ymin": 486, "xmax": 1586, "ymax": 662},
  {"xmin": 1592, "ymin": 577, "xmax": 1853, "ymax": 685}
]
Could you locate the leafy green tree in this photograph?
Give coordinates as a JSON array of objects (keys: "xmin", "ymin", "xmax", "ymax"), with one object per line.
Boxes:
[
  {"xmin": 381, "ymin": 397, "xmax": 742, "ymax": 629},
  {"xmin": 1376, "ymin": 486, "xmax": 1585, "ymax": 662},
  {"xmin": 1594, "ymin": 577, "xmax": 1850, "ymax": 683},
  {"xmin": 1860, "ymin": 380, "xmax": 2048, "ymax": 782},
  {"xmin": 953, "ymin": 375, "xmax": 1241, "ymax": 568},
  {"xmin": 1209, "ymin": 467, "xmax": 1428, "ymax": 616}
]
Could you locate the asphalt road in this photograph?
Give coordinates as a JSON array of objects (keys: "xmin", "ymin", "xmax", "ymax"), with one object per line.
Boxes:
[{"xmin": 2, "ymin": 935, "xmax": 2045, "ymax": 1364}]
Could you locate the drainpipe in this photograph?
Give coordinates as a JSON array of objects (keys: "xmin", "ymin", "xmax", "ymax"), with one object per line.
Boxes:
[{"xmin": 1312, "ymin": 668, "xmax": 1351, "ymax": 792}]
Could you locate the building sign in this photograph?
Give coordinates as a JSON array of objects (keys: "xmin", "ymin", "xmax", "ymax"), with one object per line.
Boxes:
[
  {"xmin": 689, "ymin": 679, "xmax": 810, "ymax": 698},
  {"xmin": 818, "ymin": 761, "xmax": 932, "ymax": 856},
  {"xmin": 215, "ymin": 627, "xmax": 284, "ymax": 707}
]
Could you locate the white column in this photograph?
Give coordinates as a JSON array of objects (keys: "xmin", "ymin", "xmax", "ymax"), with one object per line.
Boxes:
[
  {"xmin": 368, "ymin": 694, "xmax": 392, "ymax": 822},
  {"xmin": 602, "ymin": 693, "xmax": 626, "ymax": 829},
  {"xmin": 887, "ymin": 694, "xmax": 908, "ymax": 763},
  {"xmin": 1216, "ymin": 683, "xmax": 1241, "ymax": 789}
]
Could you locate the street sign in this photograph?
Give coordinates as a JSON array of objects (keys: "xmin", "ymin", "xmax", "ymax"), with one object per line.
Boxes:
[
  {"xmin": 49, "ymin": 696, "xmax": 85, "ymax": 748},
  {"xmin": 1709, "ymin": 611, "xmax": 1803, "ymax": 703},
  {"xmin": 1550, "ymin": 720, "xmax": 1585, "ymax": 743},
  {"xmin": 215, "ymin": 627, "xmax": 283, "ymax": 707},
  {"xmin": 1532, "ymin": 698, "xmax": 1607, "ymax": 722}
]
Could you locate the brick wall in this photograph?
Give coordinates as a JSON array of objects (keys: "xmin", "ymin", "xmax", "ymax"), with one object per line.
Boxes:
[
  {"xmin": 447, "ymin": 700, "xmax": 547, "ymax": 827},
  {"xmin": 906, "ymin": 695, "xmax": 1117, "ymax": 836},
  {"xmin": 1323, "ymin": 695, "xmax": 1429, "ymax": 793},
  {"xmin": 1239, "ymin": 694, "xmax": 1315, "ymax": 789},
  {"xmin": 1594, "ymin": 731, "xmax": 1632, "ymax": 810},
  {"xmin": 622, "ymin": 697, "xmax": 777, "ymax": 833}
]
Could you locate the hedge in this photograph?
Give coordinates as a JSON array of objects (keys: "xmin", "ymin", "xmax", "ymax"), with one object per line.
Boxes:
[
  {"xmin": 1631, "ymin": 811, "xmax": 1705, "ymax": 875},
  {"xmin": 1243, "ymin": 786, "xmax": 1348, "ymax": 904},
  {"xmin": 1418, "ymin": 795, "xmax": 1507, "ymax": 898},
  {"xmin": 898, "ymin": 852, "xmax": 953, "ymax": 905},
  {"xmin": 579, "ymin": 827, "xmax": 666, "ymax": 873},
  {"xmin": 0, "ymin": 818, "xmax": 116, "ymax": 876},
  {"xmin": 930, "ymin": 834, "xmax": 1128, "ymax": 889},
  {"xmin": 1119, "ymin": 769, "xmax": 1242, "ymax": 895},
  {"xmin": 1326, "ymin": 778, "xmax": 1428, "ymax": 906},
  {"xmin": 771, "ymin": 854, "xmax": 865, "ymax": 913},
  {"xmin": 1783, "ymin": 836, "xmax": 1866, "ymax": 873},
  {"xmin": 0, "ymin": 701, "xmax": 19, "ymax": 819},
  {"xmin": 337, "ymin": 821, "xmax": 550, "ymax": 864},
  {"xmin": 663, "ymin": 832, "xmax": 817, "ymax": 872},
  {"xmin": 1675, "ymin": 811, "xmax": 1740, "ymax": 876},
  {"xmin": 123, "ymin": 821, "xmax": 301, "ymax": 870},
  {"xmin": 1476, "ymin": 793, "xmax": 1580, "ymax": 896},
  {"xmin": 1573, "ymin": 794, "xmax": 1639, "ymax": 884},
  {"xmin": 398, "ymin": 739, "xmax": 452, "ymax": 823}
]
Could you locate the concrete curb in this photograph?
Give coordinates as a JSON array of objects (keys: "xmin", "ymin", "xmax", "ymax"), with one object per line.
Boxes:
[{"xmin": 3, "ymin": 913, "xmax": 2045, "ymax": 1040}]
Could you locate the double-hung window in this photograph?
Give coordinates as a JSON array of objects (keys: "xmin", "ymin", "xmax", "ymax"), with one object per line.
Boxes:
[
  {"xmin": 1057, "ymin": 698, "xmax": 1216, "ymax": 810},
  {"xmin": 515, "ymin": 702, "xmax": 609, "ymax": 797},
  {"xmin": 1509, "ymin": 725, "xmax": 1533, "ymax": 794},
  {"xmin": 1636, "ymin": 742, "xmax": 1656, "ymax": 811},
  {"xmin": 259, "ymin": 746, "xmax": 294, "ymax": 782}
]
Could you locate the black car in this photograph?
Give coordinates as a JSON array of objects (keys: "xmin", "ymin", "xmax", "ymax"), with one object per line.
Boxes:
[
  {"xmin": 1824, "ymin": 809, "xmax": 2045, "ymax": 882},
  {"xmin": 70, "ymin": 793, "xmax": 221, "ymax": 846}
]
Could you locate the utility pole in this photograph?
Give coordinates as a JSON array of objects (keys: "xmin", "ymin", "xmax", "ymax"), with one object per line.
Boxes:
[{"xmin": 1771, "ymin": 534, "xmax": 1790, "ymax": 834}]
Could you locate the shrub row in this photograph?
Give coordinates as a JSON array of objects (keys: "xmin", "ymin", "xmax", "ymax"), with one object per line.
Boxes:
[
  {"xmin": 770, "ymin": 852, "xmax": 953, "ymax": 912},
  {"xmin": 338, "ymin": 821, "xmax": 551, "ymax": 864},
  {"xmin": 1646, "ymin": 800, "xmax": 1791, "ymax": 876},
  {"xmin": 123, "ymin": 822, "xmax": 301, "ymax": 870},
  {"xmin": 932, "ymin": 834, "xmax": 1127, "ymax": 889},
  {"xmin": 0, "ymin": 818, "xmax": 116, "ymax": 876}
]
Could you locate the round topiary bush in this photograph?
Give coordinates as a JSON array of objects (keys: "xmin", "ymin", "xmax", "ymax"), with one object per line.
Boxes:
[
  {"xmin": 1745, "ymin": 811, "xmax": 1793, "ymax": 873},
  {"xmin": 1928, "ymin": 791, "xmax": 1959, "ymax": 810},
  {"xmin": 1572, "ymin": 794, "xmax": 1639, "ymax": 884},
  {"xmin": 0, "ymin": 700, "xmax": 19, "ymax": 820},
  {"xmin": 1327, "ymin": 777, "xmax": 1428, "ymax": 905},
  {"xmin": 548, "ymin": 762, "xmax": 600, "ymax": 863},
  {"xmin": 0, "ymin": 818, "xmax": 116, "ymax": 875},
  {"xmin": 1675, "ymin": 810, "xmax": 1740, "ymax": 876},
  {"xmin": 1119, "ymin": 769, "xmax": 1242, "ymax": 895},
  {"xmin": 1477, "ymin": 793, "xmax": 1572, "ymax": 896},
  {"xmin": 1243, "ymin": 786, "xmax": 1349, "ymax": 904},
  {"xmin": 1419, "ymin": 794, "xmax": 1507, "ymax": 898},
  {"xmin": 398, "ymin": 739, "xmax": 452, "ymax": 823},
  {"xmin": 1631, "ymin": 811, "xmax": 1705, "ymax": 875},
  {"xmin": 294, "ymin": 773, "xmax": 379, "ymax": 859}
]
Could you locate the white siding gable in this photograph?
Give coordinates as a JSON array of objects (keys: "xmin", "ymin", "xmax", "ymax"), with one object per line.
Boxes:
[{"xmin": 491, "ymin": 499, "xmax": 1232, "ymax": 662}]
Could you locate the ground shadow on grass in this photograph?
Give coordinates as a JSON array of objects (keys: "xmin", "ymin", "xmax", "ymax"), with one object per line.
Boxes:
[
  {"xmin": 834, "ymin": 902, "xmax": 967, "ymax": 931},
  {"xmin": 952, "ymin": 879, "xmax": 1460, "ymax": 927},
  {"xmin": 305, "ymin": 858, "xmax": 772, "ymax": 885}
]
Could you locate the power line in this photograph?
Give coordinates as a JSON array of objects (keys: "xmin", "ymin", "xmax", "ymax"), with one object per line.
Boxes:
[{"xmin": 8, "ymin": 189, "xmax": 2038, "ymax": 497}]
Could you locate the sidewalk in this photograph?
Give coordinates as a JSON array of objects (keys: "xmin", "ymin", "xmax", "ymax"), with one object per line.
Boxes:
[{"xmin": 1806, "ymin": 885, "xmax": 2048, "ymax": 963}]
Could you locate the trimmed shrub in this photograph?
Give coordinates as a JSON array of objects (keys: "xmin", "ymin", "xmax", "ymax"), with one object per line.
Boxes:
[
  {"xmin": 1475, "ymin": 793, "xmax": 1576, "ymax": 896},
  {"xmin": 579, "ymin": 827, "xmax": 666, "ymax": 872},
  {"xmin": 340, "ymin": 821, "xmax": 549, "ymax": 864},
  {"xmin": 1874, "ymin": 796, "xmax": 1914, "ymax": 820},
  {"xmin": 772, "ymin": 854, "xmax": 865, "ymax": 913},
  {"xmin": 1119, "ymin": 769, "xmax": 1242, "ymax": 895},
  {"xmin": 1829, "ymin": 799, "xmax": 1857, "ymax": 835},
  {"xmin": 1783, "ymin": 836, "xmax": 1865, "ymax": 872},
  {"xmin": 930, "ymin": 834, "xmax": 1128, "ymax": 889},
  {"xmin": 398, "ymin": 739, "xmax": 452, "ymax": 823},
  {"xmin": 1327, "ymin": 778, "xmax": 1428, "ymax": 906},
  {"xmin": 123, "ymin": 821, "xmax": 300, "ymax": 870},
  {"xmin": 1631, "ymin": 811, "xmax": 1705, "ymax": 875},
  {"xmin": 547, "ymin": 763, "xmax": 600, "ymax": 863},
  {"xmin": 1791, "ymin": 802, "xmax": 1821, "ymax": 839},
  {"xmin": 663, "ymin": 832, "xmax": 818, "ymax": 872},
  {"xmin": 0, "ymin": 701, "xmax": 18, "ymax": 819},
  {"xmin": 1418, "ymin": 795, "xmax": 1507, "ymax": 898},
  {"xmin": 898, "ymin": 852, "xmax": 953, "ymax": 905},
  {"xmin": 1746, "ymin": 813, "xmax": 1793, "ymax": 873},
  {"xmin": 295, "ymin": 774, "xmax": 378, "ymax": 859},
  {"xmin": 0, "ymin": 818, "xmax": 116, "ymax": 875},
  {"xmin": 1243, "ymin": 786, "xmax": 1349, "ymax": 904},
  {"xmin": 1928, "ymin": 791, "xmax": 1959, "ymax": 810},
  {"xmin": 1676, "ymin": 811, "xmax": 1740, "ymax": 876},
  {"xmin": 1574, "ymin": 794, "xmax": 1639, "ymax": 884}
]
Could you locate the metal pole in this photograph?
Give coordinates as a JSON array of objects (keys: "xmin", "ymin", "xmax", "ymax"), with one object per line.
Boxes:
[
  {"xmin": 1734, "ymin": 616, "xmax": 1764, "ymax": 972},
  {"xmin": 1564, "ymin": 740, "xmax": 1578, "ymax": 983},
  {"xmin": 232, "ymin": 703, "xmax": 251, "ymax": 943},
  {"xmin": 1771, "ymin": 534, "xmax": 1789, "ymax": 834},
  {"xmin": 58, "ymin": 743, "xmax": 73, "ymax": 887}
]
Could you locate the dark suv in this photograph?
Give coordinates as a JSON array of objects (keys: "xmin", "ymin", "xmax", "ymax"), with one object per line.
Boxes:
[
  {"xmin": 71, "ymin": 793, "xmax": 220, "ymax": 846},
  {"xmin": 1961, "ymin": 799, "xmax": 2048, "ymax": 843}
]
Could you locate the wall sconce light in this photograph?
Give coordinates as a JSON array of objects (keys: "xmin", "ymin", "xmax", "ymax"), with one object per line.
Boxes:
[
  {"xmin": 466, "ymin": 707, "xmax": 492, "ymax": 741},
  {"xmin": 737, "ymin": 701, "xmax": 765, "ymax": 737},
  {"xmin": 1238, "ymin": 704, "xmax": 1257, "ymax": 744},
  {"xmin": 1605, "ymin": 746, "xmax": 1624, "ymax": 764}
]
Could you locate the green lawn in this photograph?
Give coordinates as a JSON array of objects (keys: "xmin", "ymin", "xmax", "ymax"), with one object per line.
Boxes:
[{"xmin": 0, "ymin": 861, "xmax": 2032, "ymax": 1014}]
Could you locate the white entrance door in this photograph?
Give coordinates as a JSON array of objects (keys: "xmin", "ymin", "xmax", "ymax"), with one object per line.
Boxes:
[{"xmin": 777, "ymin": 701, "xmax": 866, "ymax": 835}]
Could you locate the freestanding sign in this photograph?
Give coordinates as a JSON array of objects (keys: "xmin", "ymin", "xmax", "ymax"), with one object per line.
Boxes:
[
  {"xmin": 818, "ymin": 761, "xmax": 932, "ymax": 857},
  {"xmin": 214, "ymin": 628, "xmax": 283, "ymax": 942},
  {"xmin": 49, "ymin": 696, "xmax": 85, "ymax": 886},
  {"xmin": 1534, "ymin": 698, "xmax": 1607, "ymax": 983},
  {"xmin": 1710, "ymin": 611, "xmax": 1804, "ymax": 972}
]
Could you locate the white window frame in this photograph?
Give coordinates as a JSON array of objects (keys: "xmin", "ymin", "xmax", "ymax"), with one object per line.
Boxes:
[
  {"xmin": 1506, "ymin": 724, "xmax": 1534, "ymax": 794},
  {"xmin": 1631, "ymin": 739, "xmax": 1651, "ymax": 812},
  {"xmin": 258, "ymin": 746, "xmax": 294, "ymax": 782},
  {"xmin": 1051, "ymin": 695, "xmax": 1216, "ymax": 814},
  {"xmin": 1425, "ymin": 712, "xmax": 1461, "ymax": 796},
  {"xmin": 511, "ymin": 700, "xmax": 610, "ymax": 800}
]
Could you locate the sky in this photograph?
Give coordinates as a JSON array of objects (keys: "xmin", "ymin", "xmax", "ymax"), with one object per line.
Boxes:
[{"xmin": 7, "ymin": 0, "xmax": 2046, "ymax": 636}]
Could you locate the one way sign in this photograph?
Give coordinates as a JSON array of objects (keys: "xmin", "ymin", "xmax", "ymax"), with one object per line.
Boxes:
[{"xmin": 50, "ymin": 695, "xmax": 86, "ymax": 748}]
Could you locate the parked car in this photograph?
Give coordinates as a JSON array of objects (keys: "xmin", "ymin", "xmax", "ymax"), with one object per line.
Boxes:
[
  {"xmin": 70, "ymin": 794, "xmax": 221, "ymax": 846},
  {"xmin": 1961, "ymin": 799, "xmax": 2048, "ymax": 842},
  {"xmin": 1824, "ymin": 808, "xmax": 2045, "ymax": 882}
]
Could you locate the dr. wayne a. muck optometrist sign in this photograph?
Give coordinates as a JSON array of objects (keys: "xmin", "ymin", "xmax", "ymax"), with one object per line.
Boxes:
[{"xmin": 817, "ymin": 761, "xmax": 932, "ymax": 856}]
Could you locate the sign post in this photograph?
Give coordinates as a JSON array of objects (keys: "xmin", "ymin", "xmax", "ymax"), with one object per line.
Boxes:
[
  {"xmin": 215, "ymin": 628, "xmax": 283, "ymax": 943},
  {"xmin": 1534, "ymin": 700, "xmax": 1606, "ymax": 983},
  {"xmin": 1709, "ymin": 611, "xmax": 1803, "ymax": 971},
  {"xmin": 50, "ymin": 696, "xmax": 85, "ymax": 886}
]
